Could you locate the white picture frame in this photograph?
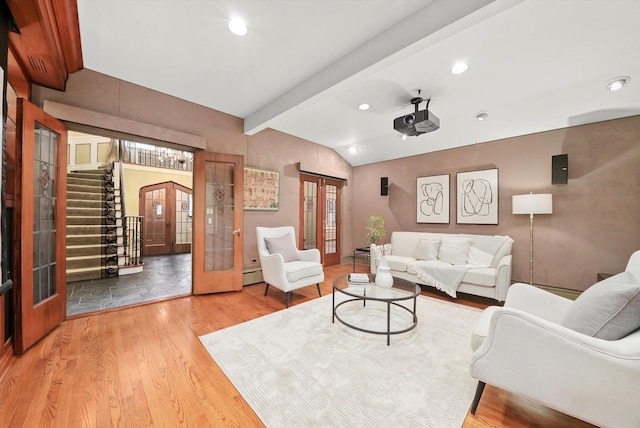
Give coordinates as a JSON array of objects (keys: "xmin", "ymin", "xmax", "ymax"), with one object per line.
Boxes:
[
  {"xmin": 416, "ymin": 174, "xmax": 450, "ymax": 224},
  {"xmin": 456, "ymin": 168, "xmax": 499, "ymax": 224}
]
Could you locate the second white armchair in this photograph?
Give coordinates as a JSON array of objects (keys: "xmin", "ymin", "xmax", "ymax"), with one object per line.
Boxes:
[{"xmin": 256, "ymin": 226, "xmax": 324, "ymax": 308}]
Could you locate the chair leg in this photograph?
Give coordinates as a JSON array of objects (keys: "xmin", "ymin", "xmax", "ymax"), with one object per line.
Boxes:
[
  {"xmin": 316, "ymin": 283, "xmax": 321, "ymax": 297},
  {"xmin": 470, "ymin": 381, "xmax": 486, "ymax": 415},
  {"xmin": 285, "ymin": 291, "xmax": 290, "ymax": 308},
  {"xmin": 264, "ymin": 284, "xmax": 270, "ymax": 296}
]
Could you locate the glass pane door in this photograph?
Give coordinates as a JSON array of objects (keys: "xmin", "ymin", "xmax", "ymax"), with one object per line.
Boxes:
[{"xmin": 192, "ymin": 152, "xmax": 243, "ymax": 294}]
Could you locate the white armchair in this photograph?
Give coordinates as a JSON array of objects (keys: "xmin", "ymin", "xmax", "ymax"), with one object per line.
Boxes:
[
  {"xmin": 469, "ymin": 250, "xmax": 640, "ymax": 428},
  {"xmin": 256, "ymin": 226, "xmax": 324, "ymax": 308}
]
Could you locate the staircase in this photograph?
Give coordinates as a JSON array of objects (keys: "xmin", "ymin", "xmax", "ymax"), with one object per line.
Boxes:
[{"xmin": 66, "ymin": 167, "xmax": 119, "ymax": 282}]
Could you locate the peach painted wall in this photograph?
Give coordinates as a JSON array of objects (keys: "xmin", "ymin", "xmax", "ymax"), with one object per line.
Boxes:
[
  {"xmin": 352, "ymin": 116, "xmax": 640, "ymax": 292},
  {"xmin": 31, "ymin": 69, "xmax": 353, "ymax": 269}
]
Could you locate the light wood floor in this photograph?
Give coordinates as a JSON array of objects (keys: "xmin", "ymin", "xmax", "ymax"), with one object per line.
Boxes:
[{"xmin": 0, "ymin": 263, "xmax": 595, "ymax": 427}]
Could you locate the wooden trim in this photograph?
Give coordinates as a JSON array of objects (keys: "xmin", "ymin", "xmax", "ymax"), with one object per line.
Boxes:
[{"xmin": 7, "ymin": 0, "xmax": 83, "ymax": 90}]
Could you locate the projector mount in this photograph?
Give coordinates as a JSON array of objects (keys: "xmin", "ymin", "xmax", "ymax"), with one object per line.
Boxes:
[{"xmin": 404, "ymin": 92, "xmax": 430, "ymax": 126}]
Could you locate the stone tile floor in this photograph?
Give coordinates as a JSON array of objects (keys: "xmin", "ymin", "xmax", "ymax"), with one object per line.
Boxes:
[{"xmin": 66, "ymin": 253, "xmax": 192, "ymax": 316}]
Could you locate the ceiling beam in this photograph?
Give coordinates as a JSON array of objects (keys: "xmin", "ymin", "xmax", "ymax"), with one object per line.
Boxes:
[{"xmin": 243, "ymin": 0, "xmax": 509, "ymax": 136}]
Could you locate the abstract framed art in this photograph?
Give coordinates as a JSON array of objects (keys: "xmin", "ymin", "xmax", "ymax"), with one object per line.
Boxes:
[
  {"xmin": 456, "ymin": 168, "xmax": 498, "ymax": 224},
  {"xmin": 243, "ymin": 167, "xmax": 280, "ymax": 210},
  {"xmin": 416, "ymin": 174, "xmax": 450, "ymax": 223}
]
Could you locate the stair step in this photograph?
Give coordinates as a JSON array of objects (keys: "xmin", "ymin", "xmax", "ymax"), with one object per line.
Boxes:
[
  {"xmin": 67, "ymin": 234, "xmax": 117, "ymax": 246},
  {"xmin": 67, "ymin": 255, "xmax": 116, "ymax": 270},
  {"xmin": 67, "ymin": 191, "xmax": 103, "ymax": 201},
  {"xmin": 66, "ymin": 207, "xmax": 110, "ymax": 217},
  {"xmin": 66, "ymin": 216, "xmax": 106, "ymax": 226},
  {"xmin": 68, "ymin": 183, "xmax": 105, "ymax": 194},
  {"xmin": 68, "ymin": 177, "xmax": 104, "ymax": 187},
  {"xmin": 67, "ymin": 199, "xmax": 105, "ymax": 209},
  {"xmin": 66, "ymin": 245, "xmax": 107, "ymax": 257},
  {"xmin": 66, "ymin": 266, "xmax": 117, "ymax": 283},
  {"xmin": 66, "ymin": 225, "xmax": 109, "ymax": 234}
]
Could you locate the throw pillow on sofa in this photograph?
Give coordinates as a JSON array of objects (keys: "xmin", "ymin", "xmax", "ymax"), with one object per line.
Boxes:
[
  {"xmin": 414, "ymin": 238, "xmax": 441, "ymax": 261},
  {"xmin": 560, "ymin": 272, "xmax": 640, "ymax": 340},
  {"xmin": 438, "ymin": 238, "xmax": 472, "ymax": 265},
  {"xmin": 264, "ymin": 233, "xmax": 300, "ymax": 262}
]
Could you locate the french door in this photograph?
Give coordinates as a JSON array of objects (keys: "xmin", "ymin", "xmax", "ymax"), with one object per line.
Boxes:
[
  {"xmin": 14, "ymin": 99, "xmax": 67, "ymax": 353},
  {"xmin": 192, "ymin": 152, "xmax": 243, "ymax": 294},
  {"xmin": 140, "ymin": 181, "xmax": 192, "ymax": 256},
  {"xmin": 299, "ymin": 174, "xmax": 342, "ymax": 266}
]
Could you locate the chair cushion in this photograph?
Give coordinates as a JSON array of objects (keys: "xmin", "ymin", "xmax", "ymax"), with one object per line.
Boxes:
[
  {"xmin": 264, "ymin": 233, "xmax": 299, "ymax": 262},
  {"xmin": 284, "ymin": 261, "xmax": 323, "ymax": 282},
  {"xmin": 560, "ymin": 272, "xmax": 640, "ymax": 340}
]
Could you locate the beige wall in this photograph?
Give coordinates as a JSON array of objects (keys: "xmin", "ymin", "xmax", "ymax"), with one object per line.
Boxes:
[
  {"xmin": 352, "ymin": 116, "xmax": 640, "ymax": 292},
  {"xmin": 32, "ymin": 69, "xmax": 353, "ymax": 268},
  {"xmin": 122, "ymin": 165, "xmax": 193, "ymax": 216}
]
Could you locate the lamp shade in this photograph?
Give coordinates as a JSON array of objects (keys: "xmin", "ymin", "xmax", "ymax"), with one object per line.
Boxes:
[{"xmin": 512, "ymin": 193, "xmax": 553, "ymax": 215}]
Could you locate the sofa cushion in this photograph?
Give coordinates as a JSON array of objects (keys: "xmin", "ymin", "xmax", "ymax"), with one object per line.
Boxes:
[
  {"xmin": 264, "ymin": 233, "xmax": 299, "ymax": 262},
  {"xmin": 462, "ymin": 267, "xmax": 497, "ymax": 287},
  {"xmin": 467, "ymin": 246, "xmax": 494, "ymax": 267},
  {"xmin": 284, "ymin": 260, "xmax": 323, "ymax": 282},
  {"xmin": 385, "ymin": 255, "xmax": 415, "ymax": 272},
  {"xmin": 414, "ymin": 238, "xmax": 441, "ymax": 261},
  {"xmin": 560, "ymin": 272, "xmax": 640, "ymax": 340},
  {"xmin": 438, "ymin": 238, "xmax": 471, "ymax": 265}
]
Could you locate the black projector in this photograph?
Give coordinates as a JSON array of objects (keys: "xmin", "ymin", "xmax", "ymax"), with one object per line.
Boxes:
[{"xmin": 393, "ymin": 108, "xmax": 440, "ymax": 137}]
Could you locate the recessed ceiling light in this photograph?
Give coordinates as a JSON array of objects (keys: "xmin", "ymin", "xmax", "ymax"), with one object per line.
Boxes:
[
  {"xmin": 358, "ymin": 103, "xmax": 370, "ymax": 111},
  {"xmin": 348, "ymin": 147, "xmax": 357, "ymax": 154},
  {"xmin": 228, "ymin": 18, "xmax": 248, "ymax": 36},
  {"xmin": 476, "ymin": 112, "xmax": 489, "ymax": 121},
  {"xmin": 606, "ymin": 76, "xmax": 630, "ymax": 91},
  {"xmin": 451, "ymin": 62, "xmax": 468, "ymax": 74}
]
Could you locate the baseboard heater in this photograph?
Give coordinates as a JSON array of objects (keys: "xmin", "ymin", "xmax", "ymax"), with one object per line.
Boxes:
[{"xmin": 243, "ymin": 267, "xmax": 263, "ymax": 286}]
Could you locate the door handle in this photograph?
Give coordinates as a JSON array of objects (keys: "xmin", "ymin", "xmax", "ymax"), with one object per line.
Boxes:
[{"xmin": 233, "ymin": 229, "xmax": 241, "ymax": 235}]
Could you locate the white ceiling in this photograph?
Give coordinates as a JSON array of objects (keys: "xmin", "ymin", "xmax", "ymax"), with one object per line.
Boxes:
[{"xmin": 77, "ymin": 0, "xmax": 640, "ymax": 166}]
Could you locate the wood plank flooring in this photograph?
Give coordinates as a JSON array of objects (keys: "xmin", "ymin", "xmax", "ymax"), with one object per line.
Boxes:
[{"xmin": 0, "ymin": 263, "xmax": 595, "ymax": 427}]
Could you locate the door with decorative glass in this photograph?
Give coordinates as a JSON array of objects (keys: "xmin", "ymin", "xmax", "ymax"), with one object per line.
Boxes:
[
  {"xmin": 300, "ymin": 174, "xmax": 342, "ymax": 266},
  {"xmin": 192, "ymin": 152, "xmax": 243, "ymax": 294},
  {"xmin": 14, "ymin": 99, "xmax": 67, "ymax": 353},
  {"xmin": 140, "ymin": 181, "xmax": 192, "ymax": 256}
]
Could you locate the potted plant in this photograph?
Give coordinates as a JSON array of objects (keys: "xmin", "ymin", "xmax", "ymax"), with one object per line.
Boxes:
[{"xmin": 366, "ymin": 215, "xmax": 386, "ymax": 244}]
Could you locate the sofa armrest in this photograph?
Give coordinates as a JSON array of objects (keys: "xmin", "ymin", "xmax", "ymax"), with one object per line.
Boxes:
[
  {"xmin": 369, "ymin": 243, "xmax": 392, "ymax": 273},
  {"xmin": 470, "ymin": 308, "xmax": 640, "ymax": 428},
  {"xmin": 494, "ymin": 254, "xmax": 512, "ymax": 302}
]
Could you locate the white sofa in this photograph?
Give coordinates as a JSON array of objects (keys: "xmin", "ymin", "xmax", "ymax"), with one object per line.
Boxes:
[{"xmin": 370, "ymin": 231, "xmax": 513, "ymax": 301}]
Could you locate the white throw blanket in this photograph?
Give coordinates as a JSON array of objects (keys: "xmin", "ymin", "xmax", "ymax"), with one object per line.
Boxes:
[{"xmin": 414, "ymin": 260, "xmax": 471, "ymax": 298}]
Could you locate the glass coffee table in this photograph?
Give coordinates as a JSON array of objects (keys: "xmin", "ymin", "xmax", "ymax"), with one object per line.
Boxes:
[{"xmin": 332, "ymin": 273, "xmax": 420, "ymax": 345}]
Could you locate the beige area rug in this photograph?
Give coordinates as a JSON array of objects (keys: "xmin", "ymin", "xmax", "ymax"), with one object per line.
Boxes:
[{"xmin": 199, "ymin": 291, "xmax": 482, "ymax": 427}]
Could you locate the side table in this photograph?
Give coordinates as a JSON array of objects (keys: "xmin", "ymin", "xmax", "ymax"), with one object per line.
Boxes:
[{"xmin": 353, "ymin": 246, "xmax": 371, "ymax": 272}]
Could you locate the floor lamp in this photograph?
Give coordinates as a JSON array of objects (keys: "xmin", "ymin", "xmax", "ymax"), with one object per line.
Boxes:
[{"xmin": 512, "ymin": 193, "xmax": 553, "ymax": 285}]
